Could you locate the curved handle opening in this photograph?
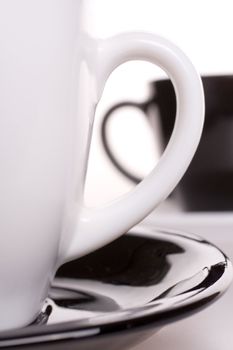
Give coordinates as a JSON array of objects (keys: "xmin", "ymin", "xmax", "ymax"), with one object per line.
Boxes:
[{"xmin": 102, "ymin": 100, "xmax": 151, "ymax": 184}]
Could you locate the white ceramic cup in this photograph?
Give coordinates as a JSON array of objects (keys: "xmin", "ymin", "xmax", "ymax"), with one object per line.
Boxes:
[{"xmin": 0, "ymin": 0, "xmax": 204, "ymax": 331}]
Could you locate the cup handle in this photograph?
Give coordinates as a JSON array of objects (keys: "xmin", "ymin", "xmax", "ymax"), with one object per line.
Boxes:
[
  {"xmin": 101, "ymin": 101, "xmax": 149, "ymax": 184},
  {"xmin": 64, "ymin": 32, "xmax": 204, "ymax": 261}
]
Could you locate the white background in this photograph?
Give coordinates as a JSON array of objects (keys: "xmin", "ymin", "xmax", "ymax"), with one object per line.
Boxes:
[{"xmin": 83, "ymin": 1, "xmax": 233, "ymax": 349}]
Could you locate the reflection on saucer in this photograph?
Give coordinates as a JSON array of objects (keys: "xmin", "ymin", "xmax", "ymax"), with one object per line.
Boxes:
[{"xmin": 0, "ymin": 228, "xmax": 231, "ymax": 350}]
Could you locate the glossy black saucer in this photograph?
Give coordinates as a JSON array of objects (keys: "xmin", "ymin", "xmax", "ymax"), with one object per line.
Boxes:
[{"xmin": 0, "ymin": 227, "xmax": 232, "ymax": 350}]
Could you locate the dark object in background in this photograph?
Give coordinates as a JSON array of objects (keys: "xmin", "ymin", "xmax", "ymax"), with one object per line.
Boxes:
[{"xmin": 101, "ymin": 75, "xmax": 233, "ymax": 211}]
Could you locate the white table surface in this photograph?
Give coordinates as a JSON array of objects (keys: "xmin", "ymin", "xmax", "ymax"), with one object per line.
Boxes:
[{"xmin": 132, "ymin": 212, "xmax": 233, "ymax": 350}]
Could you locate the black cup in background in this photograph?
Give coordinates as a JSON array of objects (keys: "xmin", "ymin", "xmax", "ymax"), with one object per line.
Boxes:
[{"xmin": 101, "ymin": 76, "xmax": 233, "ymax": 211}]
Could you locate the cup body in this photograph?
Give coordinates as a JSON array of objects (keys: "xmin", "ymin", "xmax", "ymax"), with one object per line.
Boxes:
[
  {"xmin": 0, "ymin": 0, "xmax": 93, "ymax": 330},
  {"xmin": 0, "ymin": 0, "xmax": 205, "ymax": 331}
]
